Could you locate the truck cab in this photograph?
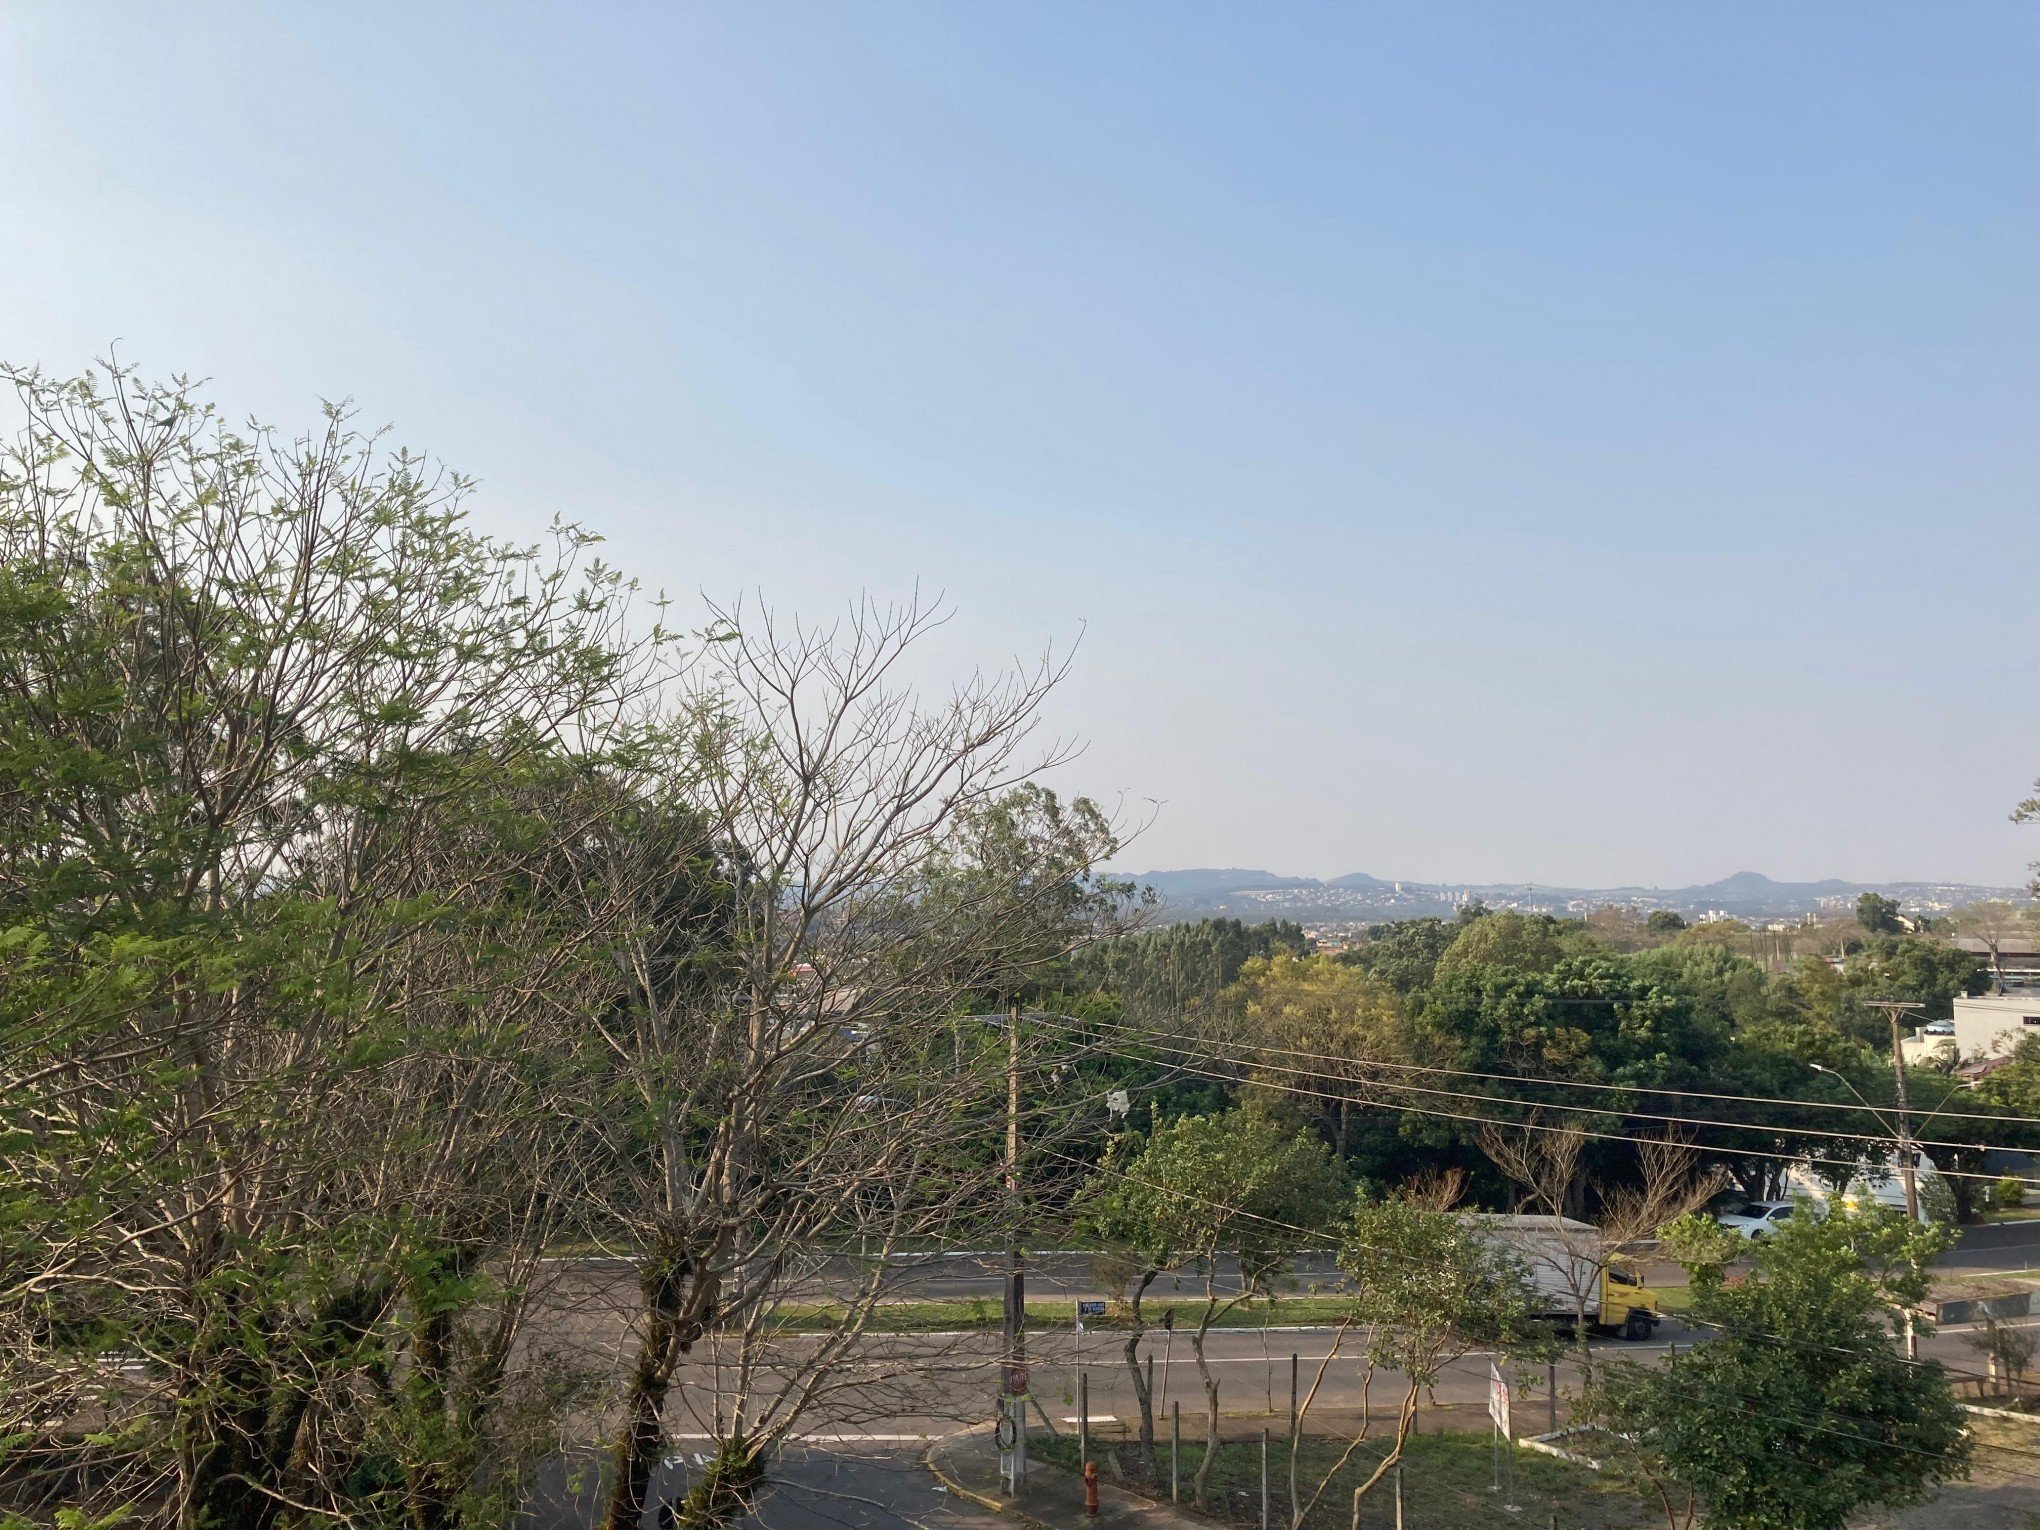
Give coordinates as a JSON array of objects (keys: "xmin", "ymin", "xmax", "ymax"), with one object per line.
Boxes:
[{"xmin": 1599, "ymin": 1263, "xmax": 1659, "ymax": 1340}]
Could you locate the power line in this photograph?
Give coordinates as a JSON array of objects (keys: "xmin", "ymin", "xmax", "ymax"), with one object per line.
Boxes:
[
  {"xmin": 1080, "ymin": 1008, "xmax": 2040, "ymax": 1130},
  {"xmin": 1035, "ymin": 1014, "xmax": 2029, "ymax": 1183}
]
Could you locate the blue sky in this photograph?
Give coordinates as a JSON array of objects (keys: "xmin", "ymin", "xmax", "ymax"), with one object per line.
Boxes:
[{"xmin": 3, "ymin": 5, "xmax": 2036, "ymax": 886}]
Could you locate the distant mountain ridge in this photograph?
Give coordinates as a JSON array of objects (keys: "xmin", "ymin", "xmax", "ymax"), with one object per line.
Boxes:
[{"xmin": 1112, "ymin": 867, "xmax": 2025, "ymax": 925}]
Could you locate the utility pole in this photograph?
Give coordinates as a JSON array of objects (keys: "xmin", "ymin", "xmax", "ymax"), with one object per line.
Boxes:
[
  {"xmin": 1001, "ymin": 997, "xmax": 1028, "ymax": 1492},
  {"xmin": 1868, "ymin": 999, "xmax": 1925, "ymax": 1361}
]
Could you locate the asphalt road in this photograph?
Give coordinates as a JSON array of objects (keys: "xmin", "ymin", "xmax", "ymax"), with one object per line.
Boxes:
[
  {"xmin": 761, "ymin": 1223, "xmax": 2040, "ymax": 1304},
  {"xmin": 1938, "ymin": 1220, "xmax": 2040, "ymax": 1273}
]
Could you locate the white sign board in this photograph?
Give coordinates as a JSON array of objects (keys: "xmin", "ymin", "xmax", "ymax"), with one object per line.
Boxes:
[{"xmin": 1488, "ymin": 1361, "xmax": 1512, "ymax": 1438}]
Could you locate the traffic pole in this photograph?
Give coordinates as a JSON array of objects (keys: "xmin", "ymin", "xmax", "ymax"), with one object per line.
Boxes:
[{"xmin": 1171, "ymin": 1399, "xmax": 1180, "ymax": 1502}]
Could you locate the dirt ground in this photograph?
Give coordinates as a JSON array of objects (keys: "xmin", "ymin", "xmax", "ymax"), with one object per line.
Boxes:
[{"xmin": 1851, "ymin": 1418, "xmax": 2040, "ymax": 1530}]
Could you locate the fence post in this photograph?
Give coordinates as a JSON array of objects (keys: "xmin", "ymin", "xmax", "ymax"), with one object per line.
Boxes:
[
  {"xmin": 1260, "ymin": 1429, "xmax": 1270, "ymax": 1530},
  {"xmin": 1171, "ymin": 1398, "xmax": 1180, "ymax": 1502},
  {"xmin": 1547, "ymin": 1359, "xmax": 1557, "ymax": 1435}
]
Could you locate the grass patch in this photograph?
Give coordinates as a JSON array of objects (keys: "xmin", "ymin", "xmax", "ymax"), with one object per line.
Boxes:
[
  {"xmin": 1033, "ymin": 1427, "xmax": 1655, "ymax": 1528},
  {"xmin": 1649, "ymin": 1283, "xmax": 1693, "ymax": 1315}
]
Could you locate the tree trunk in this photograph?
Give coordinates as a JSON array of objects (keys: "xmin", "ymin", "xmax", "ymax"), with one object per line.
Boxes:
[
  {"xmin": 604, "ymin": 1244, "xmax": 708, "ymax": 1530},
  {"xmin": 1123, "ymin": 1270, "xmax": 1160, "ymax": 1479},
  {"xmin": 1190, "ymin": 1296, "xmax": 1222, "ymax": 1507}
]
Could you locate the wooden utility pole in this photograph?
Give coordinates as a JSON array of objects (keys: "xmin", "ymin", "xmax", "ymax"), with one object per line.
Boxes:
[
  {"xmin": 1868, "ymin": 999, "xmax": 1925, "ymax": 1361},
  {"xmin": 1002, "ymin": 997, "xmax": 1028, "ymax": 1490}
]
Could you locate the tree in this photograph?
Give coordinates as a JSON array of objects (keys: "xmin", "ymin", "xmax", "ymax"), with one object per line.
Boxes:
[
  {"xmin": 1070, "ymin": 917, "xmax": 1305, "ymax": 1025},
  {"xmin": 1857, "ymin": 892, "xmax": 1903, "ymax": 936},
  {"xmin": 1081, "ymin": 1110, "xmax": 1346, "ymax": 1508},
  {"xmin": 1433, "ymin": 910, "xmax": 1595, "ymax": 981},
  {"xmin": 1283, "ymin": 1186, "xmax": 1544, "ymax": 1526},
  {"xmin": 1585, "ymin": 1207, "xmax": 1967, "ymax": 1530},
  {"xmin": 1336, "ymin": 916, "xmax": 1459, "ymax": 996},
  {"xmin": 1647, "ymin": 910, "xmax": 1688, "ymax": 936},
  {"xmin": 586, "ymin": 602, "xmax": 1131, "ymax": 1530},
  {"xmin": 1221, "ymin": 950, "xmax": 1415, "ymax": 1163},
  {"xmin": 1946, "ymin": 899, "xmax": 2028, "ymax": 993},
  {"xmin": 0, "ymin": 362, "xmax": 658, "ymax": 1529},
  {"xmin": 2013, "ymin": 777, "xmax": 2040, "ymax": 895}
]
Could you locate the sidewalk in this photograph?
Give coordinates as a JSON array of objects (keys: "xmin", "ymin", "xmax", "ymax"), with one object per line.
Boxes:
[{"xmin": 926, "ymin": 1425, "xmax": 1208, "ymax": 1530}]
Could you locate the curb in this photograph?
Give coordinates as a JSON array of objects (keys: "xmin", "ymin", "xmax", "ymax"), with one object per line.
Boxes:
[
  {"xmin": 1961, "ymin": 1402, "xmax": 2040, "ymax": 1424},
  {"xmin": 922, "ymin": 1427, "xmax": 1056, "ymax": 1530}
]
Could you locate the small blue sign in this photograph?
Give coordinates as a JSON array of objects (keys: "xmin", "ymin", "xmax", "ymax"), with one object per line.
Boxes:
[{"xmin": 1076, "ymin": 1300, "xmax": 1107, "ymax": 1318}]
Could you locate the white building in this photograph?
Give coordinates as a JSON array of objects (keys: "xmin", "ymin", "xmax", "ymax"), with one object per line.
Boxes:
[{"xmin": 1948, "ymin": 992, "xmax": 2040, "ymax": 1060}]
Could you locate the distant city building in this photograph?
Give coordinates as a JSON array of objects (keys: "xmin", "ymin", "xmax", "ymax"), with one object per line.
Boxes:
[{"xmin": 1950, "ymin": 935, "xmax": 2040, "ymax": 985}]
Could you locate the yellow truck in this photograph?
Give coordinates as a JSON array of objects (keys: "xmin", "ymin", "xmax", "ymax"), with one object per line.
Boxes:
[{"xmin": 1463, "ymin": 1213, "xmax": 1662, "ymax": 1341}]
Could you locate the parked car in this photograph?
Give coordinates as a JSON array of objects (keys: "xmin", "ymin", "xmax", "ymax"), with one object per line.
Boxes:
[{"xmin": 1715, "ymin": 1200, "xmax": 1808, "ymax": 1240}]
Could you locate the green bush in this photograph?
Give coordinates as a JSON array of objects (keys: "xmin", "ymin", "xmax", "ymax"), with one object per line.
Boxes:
[{"xmin": 1994, "ymin": 1175, "xmax": 2028, "ymax": 1212}]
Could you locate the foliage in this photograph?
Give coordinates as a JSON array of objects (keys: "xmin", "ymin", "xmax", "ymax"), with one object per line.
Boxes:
[
  {"xmin": 1433, "ymin": 910, "xmax": 1595, "ymax": 981},
  {"xmin": 1335, "ymin": 915, "xmax": 1462, "ymax": 996},
  {"xmin": 1585, "ymin": 1208, "xmax": 1966, "ymax": 1530},
  {"xmin": 1857, "ymin": 892, "xmax": 1903, "ymax": 935},
  {"xmin": 0, "ymin": 362, "xmax": 650, "ymax": 1529},
  {"xmin": 1221, "ymin": 951, "xmax": 1417, "ymax": 1163},
  {"xmin": 1069, "ymin": 917, "xmax": 1306, "ymax": 1022},
  {"xmin": 1079, "ymin": 1108, "xmax": 1346, "ymax": 1285}
]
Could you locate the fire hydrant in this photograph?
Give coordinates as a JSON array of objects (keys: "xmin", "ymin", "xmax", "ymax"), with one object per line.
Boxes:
[{"xmin": 1083, "ymin": 1459, "xmax": 1099, "ymax": 1517}]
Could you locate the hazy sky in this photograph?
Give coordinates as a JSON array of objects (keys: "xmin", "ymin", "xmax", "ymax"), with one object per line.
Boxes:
[{"xmin": 4, "ymin": 5, "xmax": 2036, "ymax": 887}]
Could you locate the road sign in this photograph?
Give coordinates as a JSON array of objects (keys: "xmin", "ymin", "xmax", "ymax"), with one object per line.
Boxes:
[
  {"xmin": 1488, "ymin": 1361, "xmax": 1512, "ymax": 1437},
  {"xmin": 1005, "ymin": 1363, "xmax": 1029, "ymax": 1397}
]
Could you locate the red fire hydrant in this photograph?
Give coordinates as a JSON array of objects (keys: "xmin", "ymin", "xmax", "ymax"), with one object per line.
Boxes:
[{"xmin": 1083, "ymin": 1460, "xmax": 1099, "ymax": 1517}]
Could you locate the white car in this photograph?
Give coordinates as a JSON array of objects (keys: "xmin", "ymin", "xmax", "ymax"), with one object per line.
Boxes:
[{"xmin": 1715, "ymin": 1200, "xmax": 1806, "ymax": 1240}]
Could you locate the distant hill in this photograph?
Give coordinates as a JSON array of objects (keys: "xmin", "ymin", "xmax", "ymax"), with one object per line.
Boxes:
[
  {"xmin": 1109, "ymin": 866, "xmax": 2026, "ymax": 925},
  {"xmin": 1125, "ymin": 868, "xmax": 1324, "ymax": 901}
]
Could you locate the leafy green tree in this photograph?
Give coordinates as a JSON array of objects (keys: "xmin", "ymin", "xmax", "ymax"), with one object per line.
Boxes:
[
  {"xmin": 1070, "ymin": 916, "xmax": 1306, "ymax": 1023},
  {"xmin": 0, "ymin": 363, "xmax": 654, "ymax": 1530},
  {"xmin": 1336, "ymin": 916, "xmax": 1460, "ymax": 996},
  {"xmin": 1291, "ymin": 1194, "xmax": 1544, "ymax": 1520},
  {"xmin": 1647, "ymin": 910, "xmax": 1688, "ymax": 936},
  {"xmin": 1433, "ymin": 909, "xmax": 1598, "ymax": 981},
  {"xmin": 1586, "ymin": 1208, "xmax": 1966, "ymax": 1530},
  {"xmin": 1223, "ymin": 950, "xmax": 1419, "ymax": 1163},
  {"xmin": 1974, "ymin": 1034, "xmax": 2040, "ymax": 1138},
  {"xmin": 1857, "ymin": 892, "xmax": 1903, "ymax": 935},
  {"xmin": 1082, "ymin": 1110, "xmax": 1345, "ymax": 1507}
]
